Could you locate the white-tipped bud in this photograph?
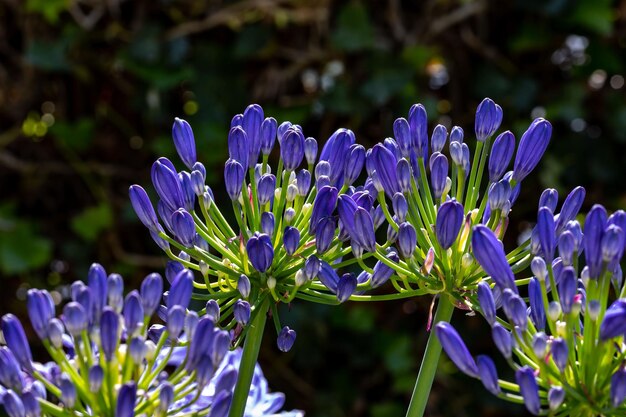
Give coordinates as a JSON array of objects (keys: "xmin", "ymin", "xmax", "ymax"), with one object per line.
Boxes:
[
  {"xmin": 287, "ymin": 184, "xmax": 298, "ymax": 202},
  {"xmin": 443, "ymin": 177, "xmax": 452, "ymax": 197},
  {"xmin": 144, "ymin": 340, "xmax": 157, "ymax": 361},
  {"xmin": 531, "ymin": 256, "xmax": 547, "ymax": 281},
  {"xmin": 556, "ymin": 320, "xmax": 567, "ymax": 338},
  {"xmin": 581, "ymin": 266, "xmax": 590, "ymax": 287},
  {"xmin": 199, "ymin": 260, "xmax": 209, "ymax": 277},
  {"xmin": 588, "ymin": 300, "xmax": 601, "ymax": 321},
  {"xmin": 548, "ymin": 301, "xmax": 562, "ymax": 322},
  {"xmin": 295, "ymin": 270, "xmax": 307, "ymax": 287},
  {"xmin": 284, "ymin": 208, "xmax": 296, "ymax": 224},
  {"xmin": 274, "ymin": 188, "xmax": 281, "ymax": 202},
  {"xmin": 461, "ymin": 253, "xmax": 473, "ymax": 269},
  {"xmin": 267, "ymin": 276, "xmax": 276, "ymax": 290}
]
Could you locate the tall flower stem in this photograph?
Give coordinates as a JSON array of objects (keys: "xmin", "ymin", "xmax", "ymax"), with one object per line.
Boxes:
[
  {"xmin": 405, "ymin": 295, "xmax": 455, "ymax": 417},
  {"xmin": 228, "ymin": 297, "xmax": 270, "ymax": 417}
]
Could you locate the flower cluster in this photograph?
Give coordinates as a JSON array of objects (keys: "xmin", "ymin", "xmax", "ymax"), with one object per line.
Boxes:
[
  {"xmin": 335, "ymin": 99, "xmax": 552, "ymax": 307},
  {"xmin": 0, "ymin": 263, "xmax": 298, "ymax": 417},
  {"xmin": 437, "ymin": 201, "xmax": 626, "ymax": 416}
]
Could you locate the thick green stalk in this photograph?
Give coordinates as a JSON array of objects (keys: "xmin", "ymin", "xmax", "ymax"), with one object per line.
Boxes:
[
  {"xmin": 405, "ymin": 296, "xmax": 455, "ymax": 417},
  {"xmin": 228, "ymin": 297, "xmax": 270, "ymax": 417}
]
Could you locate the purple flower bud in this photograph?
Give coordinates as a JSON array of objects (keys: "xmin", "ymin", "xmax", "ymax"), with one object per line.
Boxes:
[
  {"xmin": 195, "ymin": 355, "xmax": 215, "ymax": 389},
  {"xmin": 237, "ymin": 275, "xmax": 251, "ymax": 299},
  {"xmin": 257, "ymin": 174, "xmax": 276, "ymax": 206},
  {"xmin": 585, "ymin": 204, "xmax": 608, "ymax": 279},
  {"xmin": 167, "ymin": 305, "xmax": 186, "ymax": 340},
  {"xmin": 344, "ymin": 144, "xmax": 366, "ymax": 186},
  {"xmin": 551, "ymin": 337, "xmax": 568, "ymax": 372},
  {"xmin": 337, "ymin": 273, "xmax": 357, "ymax": 303},
  {"xmin": 116, "ymin": 382, "xmax": 137, "ymax": 417},
  {"xmin": 539, "ymin": 188, "xmax": 559, "ymax": 213},
  {"xmin": 317, "ymin": 260, "xmax": 340, "ymax": 293},
  {"xmin": 436, "ymin": 199, "xmax": 464, "ymax": 249},
  {"xmin": 492, "ymin": 323, "xmax": 512, "ymax": 359},
  {"xmin": 260, "ymin": 212, "xmax": 275, "ymax": 237},
  {"xmin": 243, "ymin": 104, "xmax": 263, "ymax": 167},
  {"xmin": 471, "ymin": 225, "xmax": 517, "ymax": 292},
  {"xmin": 435, "ymin": 322, "xmax": 479, "ymax": 378},
  {"xmin": 277, "ymin": 121, "xmax": 293, "ymax": 143},
  {"xmin": 371, "ymin": 251, "xmax": 399, "ymax": 288},
  {"xmin": 3, "ymin": 390, "xmax": 25, "ymax": 417},
  {"xmin": 600, "ymin": 299, "xmax": 626, "ymax": 340},
  {"xmin": 393, "ymin": 117, "xmax": 412, "ymax": 157},
  {"xmin": 602, "ymin": 224, "xmax": 624, "ymax": 263},
  {"xmin": 548, "ymin": 386, "xmax": 565, "ymax": 410},
  {"xmin": 228, "ymin": 126, "xmax": 249, "ymax": 170},
  {"xmin": 397, "ymin": 222, "xmax": 417, "ymax": 259},
  {"xmin": 277, "ymin": 326, "xmax": 297, "ymax": 352},
  {"xmin": 296, "ymin": 169, "xmax": 311, "ymax": 196},
  {"xmin": 22, "ymin": 389, "xmax": 40, "ymax": 417},
  {"xmin": 233, "ymin": 300, "xmax": 251, "ymax": 325},
  {"xmin": 123, "ymin": 291, "xmax": 144, "ymax": 335},
  {"xmin": 191, "ymin": 170, "xmax": 205, "ymax": 196},
  {"xmin": 281, "ymin": 128, "xmax": 305, "ymax": 171},
  {"xmin": 26, "ymin": 289, "xmax": 54, "ymax": 340},
  {"xmin": 396, "ymin": 159, "xmax": 412, "ymax": 193},
  {"xmin": 369, "ymin": 144, "xmax": 400, "ymax": 197},
  {"xmin": 168, "ymin": 269, "xmax": 193, "ymax": 310},
  {"xmin": 303, "ymin": 255, "xmax": 320, "ymax": 281},
  {"xmin": 140, "ymin": 273, "xmax": 163, "ymax": 317},
  {"xmin": 476, "ymin": 355, "xmax": 500, "ymax": 395},
  {"xmin": 555, "ymin": 186, "xmax": 586, "ymax": 234},
  {"xmin": 558, "ymin": 231, "xmax": 576, "ymax": 266},
  {"xmin": 100, "ymin": 308, "xmax": 119, "ymax": 362},
  {"xmin": 185, "ymin": 311, "xmax": 199, "ymax": 339},
  {"xmin": 88, "ymin": 263, "xmax": 107, "ymax": 319},
  {"xmin": 208, "ymin": 390, "xmax": 233, "ymax": 417},
  {"xmin": 151, "ymin": 159, "xmax": 184, "ymax": 211},
  {"xmin": 506, "ymin": 294, "xmax": 528, "ymax": 331},
  {"xmin": 315, "ymin": 216, "xmax": 337, "ymax": 254},
  {"xmin": 303, "ymin": 137, "xmax": 318, "ymax": 166},
  {"xmin": 475, "ymin": 98, "xmax": 503, "ymax": 140},
  {"xmin": 283, "ymin": 226, "xmax": 300, "ymax": 256},
  {"xmin": 488, "ymin": 131, "xmax": 515, "ymax": 182},
  {"xmin": 430, "ymin": 153, "xmax": 448, "ymax": 200},
  {"xmin": 128, "ymin": 337, "xmax": 146, "ymax": 364},
  {"xmin": 409, "ymin": 104, "xmax": 428, "ymax": 158},
  {"xmin": 165, "ymin": 261, "xmax": 184, "ymax": 284},
  {"xmin": 246, "ymin": 233, "xmax": 274, "ymax": 273},
  {"xmin": 512, "ymin": 118, "xmax": 552, "ymax": 182},
  {"xmin": 477, "ymin": 282, "xmax": 496, "ymax": 326},
  {"xmin": 537, "ymin": 207, "xmax": 556, "ymax": 263},
  {"xmin": 392, "ymin": 193, "xmax": 408, "ymax": 223},
  {"xmin": 224, "ymin": 159, "xmax": 245, "ymax": 201},
  {"xmin": 431, "ymin": 124, "xmax": 447, "ymax": 153},
  {"xmin": 179, "ymin": 172, "xmax": 196, "ymax": 212},
  {"xmin": 205, "ymin": 300, "xmax": 220, "ymax": 322},
  {"xmin": 309, "ymin": 186, "xmax": 338, "ymax": 234},
  {"xmin": 611, "ymin": 368, "xmax": 626, "ymax": 408},
  {"xmin": 129, "ymin": 185, "xmax": 159, "ymax": 231},
  {"xmin": 487, "ymin": 180, "xmax": 511, "ymax": 212},
  {"xmin": 260, "ymin": 117, "xmax": 277, "ymax": 156},
  {"xmin": 528, "ymin": 278, "xmax": 545, "ymax": 330},
  {"xmin": 449, "ymin": 141, "xmax": 464, "ymax": 167},
  {"xmin": 0, "ymin": 347, "xmax": 24, "ymax": 392},
  {"xmin": 450, "ymin": 126, "xmax": 464, "ymax": 143},
  {"xmin": 89, "ymin": 365, "xmax": 104, "ymax": 392},
  {"xmin": 62, "ymin": 302, "xmax": 87, "ymax": 337},
  {"xmin": 170, "ymin": 209, "xmax": 196, "ymax": 247},
  {"xmin": 157, "ymin": 382, "xmax": 174, "ymax": 413},
  {"xmin": 558, "ymin": 266, "xmax": 577, "ymax": 314},
  {"xmin": 172, "ymin": 118, "xmax": 196, "ymax": 170},
  {"xmin": 516, "ymin": 366, "xmax": 541, "ymax": 415}
]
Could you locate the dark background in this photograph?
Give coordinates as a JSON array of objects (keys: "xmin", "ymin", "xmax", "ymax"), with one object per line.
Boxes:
[{"xmin": 1, "ymin": 0, "xmax": 626, "ymax": 416}]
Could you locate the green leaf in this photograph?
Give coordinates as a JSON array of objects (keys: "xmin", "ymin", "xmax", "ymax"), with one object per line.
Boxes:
[
  {"xmin": 71, "ymin": 204, "xmax": 113, "ymax": 241},
  {"xmin": 0, "ymin": 210, "xmax": 52, "ymax": 275},
  {"xmin": 332, "ymin": 2, "xmax": 375, "ymax": 52}
]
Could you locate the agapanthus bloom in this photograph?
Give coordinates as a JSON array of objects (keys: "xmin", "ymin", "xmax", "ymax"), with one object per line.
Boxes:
[{"xmin": 439, "ymin": 203, "xmax": 626, "ymax": 416}]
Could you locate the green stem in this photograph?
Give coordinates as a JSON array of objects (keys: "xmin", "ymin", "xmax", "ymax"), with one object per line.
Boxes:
[
  {"xmin": 405, "ymin": 295, "xmax": 455, "ymax": 417},
  {"xmin": 228, "ymin": 297, "xmax": 270, "ymax": 417}
]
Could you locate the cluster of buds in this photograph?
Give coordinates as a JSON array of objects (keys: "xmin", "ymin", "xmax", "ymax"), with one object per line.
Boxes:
[
  {"xmin": 0, "ymin": 263, "xmax": 299, "ymax": 417},
  {"xmin": 129, "ymin": 105, "xmax": 400, "ymax": 348},
  {"xmin": 437, "ymin": 201, "xmax": 626, "ymax": 416},
  {"xmin": 346, "ymin": 98, "xmax": 552, "ymax": 304}
]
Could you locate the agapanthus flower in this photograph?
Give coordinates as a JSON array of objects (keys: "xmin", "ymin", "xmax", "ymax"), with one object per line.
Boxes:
[
  {"xmin": 0, "ymin": 263, "xmax": 238, "ymax": 417},
  {"xmin": 439, "ymin": 204, "xmax": 626, "ymax": 416}
]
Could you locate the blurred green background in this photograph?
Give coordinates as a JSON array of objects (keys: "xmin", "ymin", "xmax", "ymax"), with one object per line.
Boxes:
[{"xmin": 1, "ymin": 0, "xmax": 626, "ymax": 416}]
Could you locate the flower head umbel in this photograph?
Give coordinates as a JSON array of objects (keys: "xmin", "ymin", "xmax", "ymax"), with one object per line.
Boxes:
[
  {"xmin": 345, "ymin": 98, "xmax": 552, "ymax": 307},
  {"xmin": 0, "ymin": 263, "xmax": 237, "ymax": 417},
  {"xmin": 439, "ymin": 203, "xmax": 626, "ymax": 416},
  {"xmin": 130, "ymin": 105, "xmax": 373, "ymax": 349}
]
